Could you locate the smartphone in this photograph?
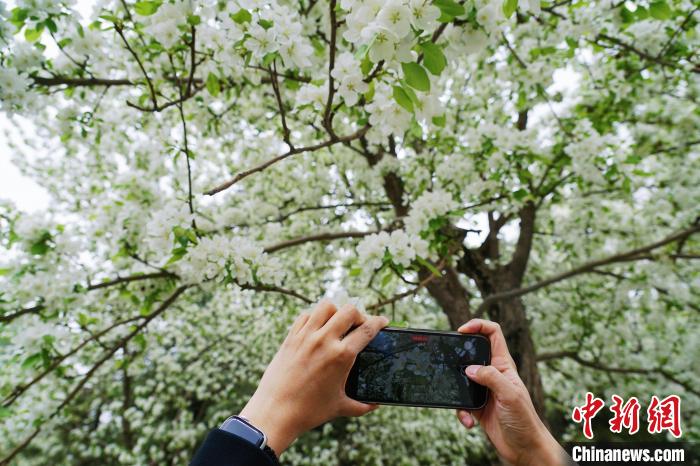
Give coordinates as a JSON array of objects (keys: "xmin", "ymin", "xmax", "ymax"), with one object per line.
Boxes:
[{"xmin": 345, "ymin": 327, "xmax": 491, "ymax": 409}]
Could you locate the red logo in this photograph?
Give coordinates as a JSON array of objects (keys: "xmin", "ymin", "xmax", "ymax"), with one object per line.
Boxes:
[
  {"xmin": 647, "ymin": 395, "xmax": 682, "ymax": 438},
  {"xmin": 572, "ymin": 392, "xmax": 605, "ymax": 439},
  {"xmin": 609, "ymin": 394, "xmax": 641, "ymax": 435}
]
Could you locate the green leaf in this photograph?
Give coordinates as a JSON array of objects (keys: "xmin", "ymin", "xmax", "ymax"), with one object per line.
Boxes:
[
  {"xmin": 503, "ymin": 0, "xmax": 518, "ymax": 18},
  {"xmin": 22, "ymin": 353, "xmax": 42, "ymax": 369},
  {"xmin": 349, "ymin": 267, "xmax": 363, "ymax": 277},
  {"xmin": 24, "ymin": 25, "xmax": 44, "ymax": 43},
  {"xmin": 187, "ymin": 14, "xmax": 201, "ymax": 26},
  {"xmin": 258, "ymin": 19, "xmax": 274, "ymax": 29},
  {"xmin": 432, "ymin": 115, "xmax": 446, "ymax": 127},
  {"xmin": 513, "ymin": 188, "xmax": 528, "ymax": 200},
  {"xmin": 392, "ymin": 85, "xmax": 414, "ymax": 113},
  {"xmin": 206, "ymin": 72, "xmax": 220, "ymax": 97},
  {"xmin": 262, "ymin": 51, "xmax": 278, "ymax": 67},
  {"xmin": 231, "ymin": 9, "xmax": 252, "ymax": 24},
  {"xmin": 364, "ymin": 80, "xmax": 375, "ymax": 101},
  {"xmin": 360, "ymin": 53, "xmax": 373, "ymax": 76},
  {"xmin": 44, "ymin": 18, "xmax": 58, "ymax": 33},
  {"xmin": 29, "ymin": 232, "xmax": 52, "ymax": 256},
  {"xmin": 416, "ymin": 256, "xmax": 441, "ymax": 277},
  {"xmin": 401, "ymin": 62, "xmax": 430, "ymax": 92},
  {"xmin": 134, "ymin": 1, "xmax": 162, "ymax": 16},
  {"xmin": 421, "ymin": 42, "xmax": 447, "ymax": 76},
  {"xmin": 381, "ymin": 270, "xmax": 393, "ymax": 287},
  {"xmin": 401, "ymin": 85, "xmax": 421, "ymax": 110},
  {"xmin": 649, "ymin": 1, "xmax": 672, "ymax": 20},
  {"xmin": 166, "ymin": 247, "xmax": 188, "ymax": 265},
  {"xmin": 99, "ymin": 13, "xmax": 120, "ymax": 23},
  {"xmin": 9, "ymin": 8, "xmax": 29, "ymax": 29},
  {"xmin": 434, "ymin": 0, "xmax": 465, "ymax": 22}
]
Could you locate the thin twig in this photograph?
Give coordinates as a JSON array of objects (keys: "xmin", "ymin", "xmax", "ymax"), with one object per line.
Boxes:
[
  {"xmin": 269, "ymin": 62, "xmax": 293, "ymax": 149},
  {"xmin": 115, "ymin": 24, "xmax": 158, "ymax": 110},
  {"xmin": 366, "ymin": 260, "xmax": 447, "ymax": 311},
  {"xmin": 204, "ymin": 126, "xmax": 369, "ymax": 196},
  {"xmin": 322, "ymin": 0, "xmax": 338, "ymax": 137}
]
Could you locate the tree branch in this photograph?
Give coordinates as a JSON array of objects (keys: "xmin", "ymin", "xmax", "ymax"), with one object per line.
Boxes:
[
  {"xmin": 31, "ymin": 76, "xmax": 134, "ymax": 87},
  {"xmin": 477, "ymin": 224, "xmax": 700, "ymax": 314},
  {"xmin": 0, "ymin": 304, "xmax": 43, "ymax": 324},
  {"xmin": 264, "ymin": 229, "xmax": 382, "ymax": 254},
  {"xmin": 538, "ymin": 350, "xmax": 700, "ymax": 398},
  {"xmin": 236, "ymin": 282, "xmax": 313, "ymax": 304},
  {"xmin": 1, "ymin": 313, "xmax": 145, "ymax": 408},
  {"xmin": 86, "ymin": 271, "xmax": 176, "ymax": 291},
  {"xmin": 204, "ymin": 126, "xmax": 369, "ymax": 196},
  {"xmin": 0, "ymin": 286, "xmax": 188, "ymax": 466},
  {"xmin": 507, "ymin": 202, "xmax": 536, "ymax": 280}
]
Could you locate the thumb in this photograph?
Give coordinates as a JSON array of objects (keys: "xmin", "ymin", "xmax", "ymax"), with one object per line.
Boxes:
[{"xmin": 465, "ymin": 365, "xmax": 514, "ymax": 401}]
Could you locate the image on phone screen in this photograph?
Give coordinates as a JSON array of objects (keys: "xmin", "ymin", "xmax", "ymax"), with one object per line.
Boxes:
[{"xmin": 346, "ymin": 328, "xmax": 491, "ymax": 409}]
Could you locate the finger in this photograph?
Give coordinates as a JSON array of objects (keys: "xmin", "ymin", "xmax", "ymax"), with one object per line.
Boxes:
[
  {"xmin": 458, "ymin": 319, "xmax": 513, "ymax": 366},
  {"xmin": 339, "ymin": 398, "xmax": 380, "ymax": 417},
  {"xmin": 323, "ymin": 304, "xmax": 367, "ymax": 338},
  {"xmin": 343, "ymin": 315, "xmax": 389, "ymax": 354},
  {"xmin": 470, "ymin": 408, "xmax": 484, "ymax": 422},
  {"xmin": 306, "ymin": 299, "xmax": 337, "ymax": 331},
  {"xmin": 290, "ymin": 312, "xmax": 310, "ymax": 335},
  {"xmin": 465, "ymin": 365, "xmax": 514, "ymax": 401},
  {"xmin": 456, "ymin": 410, "xmax": 475, "ymax": 428}
]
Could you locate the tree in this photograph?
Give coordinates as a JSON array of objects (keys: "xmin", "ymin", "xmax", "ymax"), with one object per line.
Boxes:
[{"xmin": 1, "ymin": 0, "xmax": 698, "ymax": 464}]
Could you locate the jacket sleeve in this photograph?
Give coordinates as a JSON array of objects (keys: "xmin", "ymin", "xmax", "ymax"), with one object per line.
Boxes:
[{"xmin": 190, "ymin": 429, "xmax": 281, "ymax": 466}]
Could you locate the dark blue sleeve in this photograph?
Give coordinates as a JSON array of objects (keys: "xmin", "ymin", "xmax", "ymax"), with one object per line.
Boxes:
[{"xmin": 190, "ymin": 429, "xmax": 280, "ymax": 466}]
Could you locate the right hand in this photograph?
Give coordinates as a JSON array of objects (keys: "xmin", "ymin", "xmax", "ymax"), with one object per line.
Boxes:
[{"xmin": 456, "ymin": 319, "xmax": 566, "ymax": 466}]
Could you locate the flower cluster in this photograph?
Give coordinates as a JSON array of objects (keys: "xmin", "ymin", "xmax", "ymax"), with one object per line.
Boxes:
[
  {"xmin": 356, "ymin": 229, "xmax": 428, "ymax": 273},
  {"xmin": 177, "ymin": 234, "xmax": 284, "ymax": 286},
  {"xmin": 342, "ymin": 0, "xmax": 440, "ymax": 63},
  {"xmin": 242, "ymin": 2, "xmax": 314, "ymax": 70},
  {"xmin": 144, "ymin": 203, "xmax": 195, "ymax": 259},
  {"xmin": 405, "ymin": 189, "xmax": 460, "ymax": 236},
  {"xmin": 145, "ymin": 1, "xmax": 192, "ymax": 48},
  {"xmin": 331, "ymin": 52, "xmax": 369, "ymax": 106}
]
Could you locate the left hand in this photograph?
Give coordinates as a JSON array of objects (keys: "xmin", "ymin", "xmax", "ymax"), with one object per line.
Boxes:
[{"xmin": 240, "ymin": 300, "xmax": 389, "ymax": 456}]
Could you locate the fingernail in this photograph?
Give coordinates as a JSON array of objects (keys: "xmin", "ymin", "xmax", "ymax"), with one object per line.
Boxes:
[
  {"xmin": 380, "ymin": 316, "xmax": 390, "ymax": 325},
  {"xmin": 465, "ymin": 365, "xmax": 480, "ymax": 377}
]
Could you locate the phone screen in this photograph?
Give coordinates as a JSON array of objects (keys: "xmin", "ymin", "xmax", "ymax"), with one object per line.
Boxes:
[{"xmin": 346, "ymin": 328, "xmax": 490, "ymax": 409}]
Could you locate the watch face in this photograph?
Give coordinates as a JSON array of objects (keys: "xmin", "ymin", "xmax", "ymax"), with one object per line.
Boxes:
[{"xmin": 220, "ymin": 417, "xmax": 266, "ymax": 448}]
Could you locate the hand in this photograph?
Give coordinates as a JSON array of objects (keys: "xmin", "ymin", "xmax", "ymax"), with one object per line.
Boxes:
[
  {"xmin": 456, "ymin": 319, "xmax": 566, "ymax": 466},
  {"xmin": 239, "ymin": 300, "xmax": 389, "ymax": 456}
]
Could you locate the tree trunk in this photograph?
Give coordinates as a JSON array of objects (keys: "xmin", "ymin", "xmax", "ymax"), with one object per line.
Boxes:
[
  {"xmin": 422, "ymin": 266, "xmax": 472, "ymax": 330},
  {"xmin": 487, "ymin": 295, "xmax": 546, "ymax": 420}
]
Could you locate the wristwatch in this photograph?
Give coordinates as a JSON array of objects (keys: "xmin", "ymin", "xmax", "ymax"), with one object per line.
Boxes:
[{"xmin": 220, "ymin": 415, "xmax": 268, "ymax": 449}]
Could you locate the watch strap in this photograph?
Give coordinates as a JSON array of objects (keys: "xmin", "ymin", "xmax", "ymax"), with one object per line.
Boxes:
[{"xmin": 190, "ymin": 428, "xmax": 279, "ymax": 466}]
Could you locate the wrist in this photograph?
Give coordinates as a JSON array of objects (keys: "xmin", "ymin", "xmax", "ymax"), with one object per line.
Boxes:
[
  {"xmin": 239, "ymin": 395, "xmax": 300, "ymax": 457},
  {"xmin": 517, "ymin": 426, "xmax": 564, "ymax": 466}
]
